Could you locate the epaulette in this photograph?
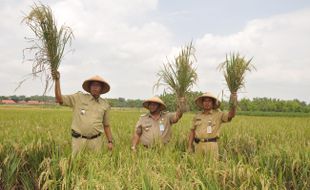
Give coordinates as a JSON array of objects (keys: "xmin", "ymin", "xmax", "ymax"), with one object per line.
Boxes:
[
  {"xmin": 215, "ymin": 108, "xmax": 222, "ymax": 112},
  {"xmin": 161, "ymin": 111, "xmax": 169, "ymax": 115},
  {"xmin": 98, "ymin": 97, "xmax": 110, "ymax": 107},
  {"xmin": 195, "ymin": 112, "xmax": 204, "ymax": 118},
  {"xmin": 194, "ymin": 116, "xmax": 202, "ymax": 121},
  {"xmin": 76, "ymin": 91, "xmax": 86, "ymax": 95}
]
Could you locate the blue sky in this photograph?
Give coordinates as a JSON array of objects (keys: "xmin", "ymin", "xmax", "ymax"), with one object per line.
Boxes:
[
  {"xmin": 156, "ymin": 0, "xmax": 310, "ymax": 41},
  {"xmin": 1, "ymin": 0, "xmax": 310, "ymax": 103}
]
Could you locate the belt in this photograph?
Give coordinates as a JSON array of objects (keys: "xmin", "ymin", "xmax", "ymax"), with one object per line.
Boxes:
[
  {"xmin": 194, "ymin": 137, "xmax": 218, "ymax": 143},
  {"xmin": 71, "ymin": 130, "xmax": 101, "ymax": 139}
]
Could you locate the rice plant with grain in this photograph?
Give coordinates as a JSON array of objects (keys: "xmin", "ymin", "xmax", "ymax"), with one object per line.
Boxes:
[
  {"xmin": 218, "ymin": 53, "xmax": 255, "ymax": 107},
  {"xmin": 154, "ymin": 42, "xmax": 198, "ymax": 110},
  {"xmin": 0, "ymin": 106, "xmax": 309, "ymax": 189},
  {"xmin": 20, "ymin": 3, "xmax": 73, "ymax": 94}
]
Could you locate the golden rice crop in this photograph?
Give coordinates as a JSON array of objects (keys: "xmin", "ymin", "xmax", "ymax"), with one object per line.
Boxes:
[
  {"xmin": 218, "ymin": 53, "xmax": 255, "ymax": 107},
  {"xmin": 155, "ymin": 42, "xmax": 198, "ymax": 109},
  {"xmin": 20, "ymin": 3, "xmax": 73, "ymax": 94},
  {"xmin": 218, "ymin": 53, "xmax": 255, "ymax": 94},
  {"xmin": 0, "ymin": 106, "xmax": 309, "ymax": 189}
]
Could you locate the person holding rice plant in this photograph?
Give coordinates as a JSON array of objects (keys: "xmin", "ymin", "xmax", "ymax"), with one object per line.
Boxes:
[
  {"xmin": 188, "ymin": 53, "xmax": 254, "ymax": 160},
  {"xmin": 188, "ymin": 92, "xmax": 237, "ymax": 160},
  {"xmin": 53, "ymin": 71, "xmax": 113, "ymax": 155},
  {"xmin": 131, "ymin": 42, "xmax": 197, "ymax": 150},
  {"xmin": 131, "ymin": 96, "xmax": 185, "ymax": 150},
  {"xmin": 20, "ymin": 3, "xmax": 74, "ymax": 94}
]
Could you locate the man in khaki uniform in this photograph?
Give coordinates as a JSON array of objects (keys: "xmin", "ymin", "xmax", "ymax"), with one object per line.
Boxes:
[
  {"xmin": 53, "ymin": 71, "xmax": 113, "ymax": 155},
  {"xmin": 188, "ymin": 92, "xmax": 237, "ymax": 160},
  {"xmin": 131, "ymin": 97, "xmax": 185, "ymax": 150}
]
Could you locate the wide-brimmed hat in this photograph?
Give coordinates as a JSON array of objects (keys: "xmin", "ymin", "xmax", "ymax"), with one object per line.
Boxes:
[
  {"xmin": 143, "ymin": 97, "xmax": 166, "ymax": 111},
  {"xmin": 82, "ymin": 75, "xmax": 110, "ymax": 94},
  {"xmin": 195, "ymin": 92, "xmax": 221, "ymax": 109}
]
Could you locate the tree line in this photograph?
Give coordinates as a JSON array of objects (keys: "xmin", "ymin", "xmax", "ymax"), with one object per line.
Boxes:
[
  {"xmin": 0, "ymin": 95, "xmax": 55, "ymax": 102},
  {"xmin": 160, "ymin": 93, "xmax": 310, "ymax": 113},
  {"xmin": 1, "ymin": 93, "xmax": 310, "ymax": 113}
]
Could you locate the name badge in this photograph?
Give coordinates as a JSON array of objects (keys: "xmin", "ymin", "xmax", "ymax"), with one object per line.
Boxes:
[
  {"xmin": 80, "ymin": 109, "xmax": 86, "ymax": 115},
  {"xmin": 159, "ymin": 124, "xmax": 165, "ymax": 133},
  {"xmin": 207, "ymin": 120, "xmax": 213, "ymax": 134},
  {"xmin": 207, "ymin": 125, "xmax": 212, "ymax": 134}
]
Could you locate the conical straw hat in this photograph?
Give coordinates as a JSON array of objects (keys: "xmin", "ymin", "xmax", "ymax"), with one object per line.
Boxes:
[
  {"xmin": 195, "ymin": 92, "xmax": 221, "ymax": 109},
  {"xmin": 143, "ymin": 96, "xmax": 166, "ymax": 111},
  {"xmin": 82, "ymin": 75, "xmax": 110, "ymax": 94}
]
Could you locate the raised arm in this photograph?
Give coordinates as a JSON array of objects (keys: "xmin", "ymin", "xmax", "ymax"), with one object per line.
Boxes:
[
  {"xmin": 171, "ymin": 97, "xmax": 186, "ymax": 123},
  {"xmin": 53, "ymin": 71, "xmax": 63, "ymax": 104},
  {"xmin": 228, "ymin": 92, "xmax": 237, "ymax": 121}
]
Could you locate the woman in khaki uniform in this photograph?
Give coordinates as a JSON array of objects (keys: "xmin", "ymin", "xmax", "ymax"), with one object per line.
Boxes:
[
  {"xmin": 188, "ymin": 92, "xmax": 237, "ymax": 160},
  {"xmin": 53, "ymin": 71, "xmax": 113, "ymax": 155},
  {"xmin": 131, "ymin": 97, "xmax": 185, "ymax": 150}
]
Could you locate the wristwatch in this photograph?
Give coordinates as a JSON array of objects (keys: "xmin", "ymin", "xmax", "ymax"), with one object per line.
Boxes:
[{"xmin": 108, "ymin": 140, "xmax": 113, "ymax": 144}]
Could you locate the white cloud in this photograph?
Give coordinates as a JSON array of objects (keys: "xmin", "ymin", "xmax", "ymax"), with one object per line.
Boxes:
[
  {"xmin": 0, "ymin": 1, "xmax": 309, "ymax": 103},
  {"xmin": 195, "ymin": 8, "xmax": 310, "ymax": 102},
  {"xmin": 0, "ymin": 0, "xmax": 173, "ymax": 99}
]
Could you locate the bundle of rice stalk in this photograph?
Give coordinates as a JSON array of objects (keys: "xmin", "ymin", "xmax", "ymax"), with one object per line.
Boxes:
[
  {"xmin": 155, "ymin": 42, "xmax": 198, "ymax": 111},
  {"xmin": 218, "ymin": 52, "xmax": 255, "ymax": 107},
  {"xmin": 20, "ymin": 3, "xmax": 73, "ymax": 94}
]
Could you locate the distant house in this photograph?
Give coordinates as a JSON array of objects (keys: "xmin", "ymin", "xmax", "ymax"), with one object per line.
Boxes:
[
  {"xmin": 1, "ymin": 99, "xmax": 16, "ymax": 104},
  {"xmin": 27, "ymin": 100, "xmax": 40, "ymax": 105},
  {"xmin": 18, "ymin": 100, "xmax": 27, "ymax": 104}
]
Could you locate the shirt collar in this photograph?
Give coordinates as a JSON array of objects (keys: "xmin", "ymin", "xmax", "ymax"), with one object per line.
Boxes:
[
  {"xmin": 90, "ymin": 94, "xmax": 101, "ymax": 103},
  {"xmin": 147, "ymin": 111, "xmax": 163, "ymax": 118},
  {"xmin": 202, "ymin": 109, "xmax": 213, "ymax": 115}
]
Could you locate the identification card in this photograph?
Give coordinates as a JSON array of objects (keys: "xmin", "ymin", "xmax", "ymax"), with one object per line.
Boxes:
[
  {"xmin": 207, "ymin": 125, "xmax": 212, "ymax": 134},
  {"xmin": 80, "ymin": 109, "xmax": 86, "ymax": 115},
  {"xmin": 159, "ymin": 124, "xmax": 165, "ymax": 133}
]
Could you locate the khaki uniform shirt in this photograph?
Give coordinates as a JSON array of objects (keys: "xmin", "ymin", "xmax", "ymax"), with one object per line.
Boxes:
[
  {"xmin": 62, "ymin": 92, "xmax": 110, "ymax": 137},
  {"xmin": 191, "ymin": 109, "xmax": 229, "ymax": 139},
  {"xmin": 135, "ymin": 112, "xmax": 176, "ymax": 146}
]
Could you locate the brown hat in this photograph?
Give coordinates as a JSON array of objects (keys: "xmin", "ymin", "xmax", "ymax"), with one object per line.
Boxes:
[
  {"xmin": 82, "ymin": 75, "xmax": 110, "ymax": 94},
  {"xmin": 143, "ymin": 97, "xmax": 166, "ymax": 111},
  {"xmin": 195, "ymin": 92, "xmax": 221, "ymax": 109}
]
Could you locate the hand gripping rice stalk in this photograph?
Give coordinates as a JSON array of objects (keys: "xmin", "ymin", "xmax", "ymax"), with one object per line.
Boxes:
[
  {"xmin": 20, "ymin": 3, "xmax": 73, "ymax": 94},
  {"xmin": 218, "ymin": 52, "xmax": 255, "ymax": 107},
  {"xmin": 155, "ymin": 42, "xmax": 198, "ymax": 111}
]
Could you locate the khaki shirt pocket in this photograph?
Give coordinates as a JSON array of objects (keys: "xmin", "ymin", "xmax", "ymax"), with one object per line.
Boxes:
[
  {"xmin": 141, "ymin": 123, "xmax": 152, "ymax": 133},
  {"xmin": 79, "ymin": 106, "xmax": 88, "ymax": 116},
  {"xmin": 193, "ymin": 118, "xmax": 202, "ymax": 129}
]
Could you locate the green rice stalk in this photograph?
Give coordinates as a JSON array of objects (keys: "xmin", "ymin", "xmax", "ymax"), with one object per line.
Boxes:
[
  {"xmin": 155, "ymin": 42, "xmax": 198, "ymax": 109},
  {"xmin": 20, "ymin": 3, "xmax": 73, "ymax": 94},
  {"xmin": 218, "ymin": 53, "xmax": 255, "ymax": 107}
]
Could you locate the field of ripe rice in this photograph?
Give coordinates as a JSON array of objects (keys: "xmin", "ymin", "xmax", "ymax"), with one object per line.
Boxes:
[{"xmin": 0, "ymin": 106, "xmax": 309, "ymax": 189}]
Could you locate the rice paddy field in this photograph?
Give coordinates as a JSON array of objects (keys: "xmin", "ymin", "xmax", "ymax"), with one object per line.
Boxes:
[{"xmin": 0, "ymin": 105, "xmax": 309, "ymax": 189}]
